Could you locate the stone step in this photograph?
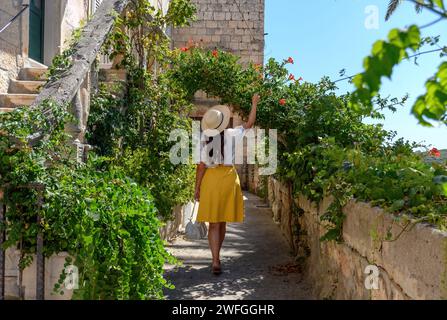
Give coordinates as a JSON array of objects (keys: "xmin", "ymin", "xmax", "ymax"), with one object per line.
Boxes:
[
  {"xmin": 8, "ymin": 79, "xmax": 45, "ymax": 94},
  {"xmin": 0, "ymin": 94, "xmax": 37, "ymax": 108},
  {"xmin": 18, "ymin": 67, "xmax": 48, "ymax": 81},
  {"xmin": 100, "ymin": 80, "xmax": 126, "ymax": 89},
  {"xmin": 25, "ymin": 58, "xmax": 47, "ymax": 69},
  {"xmin": 17, "ymin": 68, "xmax": 127, "ymax": 82},
  {"xmin": 99, "ymin": 69, "xmax": 127, "ymax": 82},
  {"xmin": 0, "ymin": 108, "xmax": 15, "ymax": 113},
  {"xmin": 99, "ymin": 81, "xmax": 126, "ymax": 99}
]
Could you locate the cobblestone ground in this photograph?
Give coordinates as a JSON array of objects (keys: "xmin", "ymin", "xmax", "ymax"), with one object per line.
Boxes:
[{"xmin": 164, "ymin": 192, "xmax": 314, "ymax": 300}]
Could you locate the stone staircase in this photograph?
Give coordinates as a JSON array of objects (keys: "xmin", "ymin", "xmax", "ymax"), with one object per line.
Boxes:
[
  {"xmin": 0, "ymin": 67, "xmax": 47, "ymax": 113},
  {"xmin": 0, "ymin": 67, "xmax": 126, "ymax": 113}
]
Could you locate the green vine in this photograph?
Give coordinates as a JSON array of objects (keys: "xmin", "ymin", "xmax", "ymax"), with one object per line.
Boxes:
[
  {"xmin": 89, "ymin": 0, "xmax": 197, "ymax": 218},
  {"xmin": 170, "ymin": 46, "xmax": 447, "ymax": 241},
  {"xmin": 0, "ymin": 0, "xmax": 197, "ymax": 300}
]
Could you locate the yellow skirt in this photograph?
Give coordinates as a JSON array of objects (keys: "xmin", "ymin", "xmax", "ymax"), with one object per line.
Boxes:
[{"xmin": 197, "ymin": 165, "xmax": 244, "ymax": 223}]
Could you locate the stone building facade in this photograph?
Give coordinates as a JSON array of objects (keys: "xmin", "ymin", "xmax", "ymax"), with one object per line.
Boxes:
[
  {"xmin": 172, "ymin": 0, "xmax": 264, "ymax": 66},
  {"xmin": 0, "ymin": 0, "xmax": 95, "ymax": 93},
  {"xmin": 0, "ymin": 0, "xmax": 170, "ymax": 92},
  {"xmin": 0, "ymin": 0, "xmax": 265, "ymax": 190},
  {"xmin": 172, "ymin": 0, "xmax": 265, "ymax": 189},
  {"xmin": 0, "ymin": 0, "xmax": 92, "ymax": 93},
  {"xmin": 0, "ymin": 0, "xmax": 28, "ymax": 93}
]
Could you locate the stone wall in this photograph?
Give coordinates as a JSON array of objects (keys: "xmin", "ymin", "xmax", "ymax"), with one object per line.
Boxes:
[
  {"xmin": 171, "ymin": 0, "xmax": 265, "ymax": 113},
  {"xmin": 0, "ymin": 0, "xmax": 26, "ymax": 93},
  {"xmin": 0, "ymin": 0, "xmax": 93, "ymax": 92},
  {"xmin": 247, "ymin": 163, "xmax": 269, "ymax": 198},
  {"xmin": 57, "ymin": 0, "xmax": 90, "ymax": 61},
  {"xmin": 268, "ymin": 177, "xmax": 447, "ymax": 300},
  {"xmin": 4, "ymin": 249, "xmax": 73, "ymax": 300},
  {"xmin": 159, "ymin": 201, "xmax": 197, "ymax": 241},
  {"xmin": 172, "ymin": 0, "xmax": 264, "ymax": 66}
]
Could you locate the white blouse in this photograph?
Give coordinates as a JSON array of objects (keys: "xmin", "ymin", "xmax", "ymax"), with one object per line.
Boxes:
[{"xmin": 200, "ymin": 126, "xmax": 246, "ymax": 168}]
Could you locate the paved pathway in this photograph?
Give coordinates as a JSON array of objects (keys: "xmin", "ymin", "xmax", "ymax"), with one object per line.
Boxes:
[{"xmin": 164, "ymin": 192, "xmax": 313, "ymax": 300}]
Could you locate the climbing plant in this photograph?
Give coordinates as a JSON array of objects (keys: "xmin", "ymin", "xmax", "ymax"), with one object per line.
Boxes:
[
  {"xmin": 169, "ymin": 46, "xmax": 447, "ymax": 241},
  {"xmin": 0, "ymin": 0, "xmax": 196, "ymax": 300},
  {"xmin": 88, "ymin": 0, "xmax": 197, "ymax": 218},
  {"xmin": 45, "ymin": 158, "xmax": 175, "ymax": 300},
  {"xmin": 167, "ymin": 46, "xmax": 261, "ymax": 111}
]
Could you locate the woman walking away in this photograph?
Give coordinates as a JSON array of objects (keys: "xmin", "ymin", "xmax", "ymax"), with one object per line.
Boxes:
[{"xmin": 194, "ymin": 94, "xmax": 260, "ymax": 275}]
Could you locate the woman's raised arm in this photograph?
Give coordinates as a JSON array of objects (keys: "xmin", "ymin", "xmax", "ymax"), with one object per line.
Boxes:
[{"xmin": 243, "ymin": 94, "xmax": 260, "ymax": 129}]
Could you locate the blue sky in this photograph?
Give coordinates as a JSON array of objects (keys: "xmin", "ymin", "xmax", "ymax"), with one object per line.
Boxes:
[{"xmin": 265, "ymin": 0, "xmax": 447, "ymax": 149}]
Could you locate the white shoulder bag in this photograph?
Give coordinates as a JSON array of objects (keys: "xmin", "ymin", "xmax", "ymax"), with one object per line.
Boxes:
[{"xmin": 185, "ymin": 201, "xmax": 208, "ymax": 240}]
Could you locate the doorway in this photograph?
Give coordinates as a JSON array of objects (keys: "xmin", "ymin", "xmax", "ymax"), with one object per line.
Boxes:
[{"xmin": 29, "ymin": 0, "xmax": 45, "ymax": 63}]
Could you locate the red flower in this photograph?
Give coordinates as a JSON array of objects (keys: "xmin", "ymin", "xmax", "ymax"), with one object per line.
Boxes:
[
  {"xmin": 429, "ymin": 147, "xmax": 441, "ymax": 158},
  {"xmin": 180, "ymin": 47, "xmax": 189, "ymax": 52},
  {"xmin": 286, "ymin": 57, "xmax": 294, "ymax": 64},
  {"xmin": 288, "ymin": 74, "xmax": 295, "ymax": 81},
  {"xmin": 279, "ymin": 99, "xmax": 287, "ymax": 106},
  {"xmin": 212, "ymin": 49, "xmax": 219, "ymax": 58},
  {"xmin": 298, "ymin": 77, "xmax": 303, "ymax": 82}
]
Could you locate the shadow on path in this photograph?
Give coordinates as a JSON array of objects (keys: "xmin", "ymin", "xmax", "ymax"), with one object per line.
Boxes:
[{"xmin": 164, "ymin": 192, "xmax": 313, "ymax": 300}]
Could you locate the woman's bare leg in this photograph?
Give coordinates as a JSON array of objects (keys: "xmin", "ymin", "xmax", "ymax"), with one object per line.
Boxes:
[
  {"xmin": 208, "ymin": 223, "xmax": 221, "ymax": 267},
  {"xmin": 219, "ymin": 222, "xmax": 227, "ymax": 250}
]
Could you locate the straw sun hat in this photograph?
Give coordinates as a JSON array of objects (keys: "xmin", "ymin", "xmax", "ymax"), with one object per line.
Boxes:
[{"xmin": 201, "ymin": 105, "xmax": 231, "ymax": 135}]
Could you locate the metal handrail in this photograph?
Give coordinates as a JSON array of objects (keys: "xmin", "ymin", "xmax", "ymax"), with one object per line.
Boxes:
[{"xmin": 0, "ymin": 4, "xmax": 29, "ymax": 35}]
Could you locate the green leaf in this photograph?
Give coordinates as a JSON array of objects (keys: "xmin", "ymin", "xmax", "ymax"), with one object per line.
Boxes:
[
  {"xmin": 390, "ymin": 199, "xmax": 405, "ymax": 212},
  {"xmin": 320, "ymin": 228, "xmax": 341, "ymax": 242},
  {"xmin": 434, "ymin": 0, "xmax": 445, "ymax": 10},
  {"xmin": 406, "ymin": 25, "xmax": 421, "ymax": 51}
]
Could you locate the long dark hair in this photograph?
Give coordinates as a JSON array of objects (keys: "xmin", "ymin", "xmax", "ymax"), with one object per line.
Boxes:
[{"xmin": 206, "ymin": 131, "xmax": 225, "ymax": 161}]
